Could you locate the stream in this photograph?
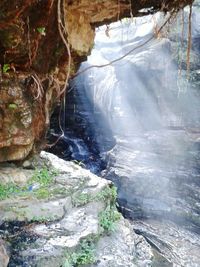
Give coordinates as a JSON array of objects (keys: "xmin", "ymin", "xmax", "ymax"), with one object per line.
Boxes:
[{"xmin": 48, "ymin": 5, "xmax": 200, "ymax": 267}]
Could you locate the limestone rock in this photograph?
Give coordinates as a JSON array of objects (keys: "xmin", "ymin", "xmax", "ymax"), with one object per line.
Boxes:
[
  {"xmin": 0, "ymin": 167, "xmax": 33, "ymax": 185},
  {"xmin": 0, "ymin": 152, "xmax": 154, "ymax": 266},
  {"xmin": 92, "ymin": 219, "xmax": 153, "ymax": 267}
]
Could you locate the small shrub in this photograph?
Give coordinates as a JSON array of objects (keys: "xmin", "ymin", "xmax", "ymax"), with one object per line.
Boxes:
[
  {"xmin": 63, "ymin": 239, "xmax": 95, "ymax": 267},
  {"xmin": 99, "ymin": 206, "xmax": 121, "ymax": 233},
  {"xmin": 96, "ymin": 185, "xmax": 117, "ymax": 204}
]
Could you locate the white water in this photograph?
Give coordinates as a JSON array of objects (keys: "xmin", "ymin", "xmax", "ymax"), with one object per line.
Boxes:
[{"xmin": 70, "ymin": 6, "xmax": 200, "ymax": 266}]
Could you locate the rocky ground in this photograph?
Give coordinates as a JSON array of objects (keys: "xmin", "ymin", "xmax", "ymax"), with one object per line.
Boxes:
[{"xmin": 0, "ymin": 152, "xmax": 153, "ymax": 267}]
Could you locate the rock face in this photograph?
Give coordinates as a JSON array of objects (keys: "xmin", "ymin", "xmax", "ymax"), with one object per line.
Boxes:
[
  {"xmin": 0, "ymin": 0, "xmax": 194, "ymax": 161},
  {"xmin": 0, "ymin": 152, "xmax": 153, "ymax": 266}
]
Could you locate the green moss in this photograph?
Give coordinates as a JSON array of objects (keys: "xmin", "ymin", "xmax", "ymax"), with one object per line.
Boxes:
[{"xmin": 51, "ymin": 187, "xmax": 70, "ymax": 197}]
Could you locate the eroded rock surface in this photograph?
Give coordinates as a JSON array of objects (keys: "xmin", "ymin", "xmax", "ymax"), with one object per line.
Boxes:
[{"xmin": 0, "ymin": 152, "xmax": 153, "ymax": 266}]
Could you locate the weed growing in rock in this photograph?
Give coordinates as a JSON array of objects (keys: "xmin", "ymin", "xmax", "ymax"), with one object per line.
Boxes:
[
  {"xmin": 28, "ymin": 167, "xmax": 59, "ymax": 199},
  {"xmin": 36, "ymin": 27, "xmax": 46, "ymax": 35},
  {"xmin": 72, "ymin": 192, "xmax": 91, "ymax": 207},
  {"xmin": 2, "ymin": 63, "xmax": 10, "ymax": 73},
  {"xmin": 0, "ymin": 183, "xmax": 20, "ymax": 200},
  {"xmin": 8, "ymin": 103, "xmax": 18, "ymax": 109},
  {"xmin": 63, "ymin": 239, "xmax": 96, "ymax": 267},
  {"xmin": 96, "ymin": 185, "xmax": 117, "ymax": 204},
  {"xmin": 99, "ymin": 205, "xmax": 121, "ymax": 233},
  {"xmin": 0, "ymin": 167, "xmax": 59, "ymax": 201},
  {"xmin": 31, "ymin": 215, "xmax": 53, "ymax": 222},
  {"xmin": 72, "ymin": 185, "xmax": 118, "ymax": 208},
  {"xmin": 29, "ymin": 167, "xmax": 56, "ymax": 186},
  {"xmin": 34, "ymin": 187, "xmax": 50, "ymax": 199}
]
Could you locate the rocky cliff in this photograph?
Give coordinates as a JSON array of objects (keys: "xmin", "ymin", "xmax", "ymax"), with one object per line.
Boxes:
[{"xmin": 0, "ymin": 0, "xmax": 194, "ymax": 162}]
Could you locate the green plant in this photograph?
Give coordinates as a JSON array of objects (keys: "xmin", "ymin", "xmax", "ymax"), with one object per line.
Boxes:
[
  {"xmin": 99, "ymin": 206, "xmax": 121, "ymax": 233},
  {"xmin": 8, "ymin": 103, "xmax": 18, "ymax": 109},
  {"xmin": 31, "ymin": 215, "xmax": 53, "ymax": 222},
  {"xmin": 34, "ymin": 187, "xmax": 50, "ymax": 199},
  {"xmin": 3, "ymin": 64, "xmax": 10, "ymax": 73},
  {"xmin": 29, "ymin": 167, "xmax": 58, "ymax": 199},
  {"xmin": 0, "ymin": 167, "xmax": 58, "ymax": 201},
  {"xmin": 63, "ymin": 240, "xmax": 96, "ymax": 267},
  {"xmin": 0, "ymin": 183, "xmax": 20, "ymax": 200},
  {"xmin": 96, "ymin": 185, "xmax": 117, "ymax": 204},
  {"xmin": 29, "ymin": 167, "xmax": 55, "ymax": 186},
  {"xmin": 37, "ymin": 27, "xmax": 46, "ymax": 35},
  {"xmin": 72, "ymin": 192, "xmax": 91, "ymax": 207}
]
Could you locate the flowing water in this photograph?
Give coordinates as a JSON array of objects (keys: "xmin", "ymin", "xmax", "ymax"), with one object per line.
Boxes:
[{"xmin": 49, "ymin": 5, "xmax": 200, "ymax": 266}]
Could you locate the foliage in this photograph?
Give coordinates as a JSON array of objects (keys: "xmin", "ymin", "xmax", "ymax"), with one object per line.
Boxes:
[
  {"xmin": 34, "ymin": 187, "xmax": 50, "ymax": 199},
  {"xmin": 31, "ymin": 215, "xmax": 53, "ymax": 222},
  {"xmin": 37, "ymin": 27, "xmax": 46, "ymax": 35},
  {"xmin": 72, "ymin": 185, "xmax": 118, "ymax": 207},
  {"xmin": 0, "ymin": 167, "xmax": 58, "ymax": 201},
  {"xmin": 2, "ymin": 64, "xmax": 10, "ymax": 73},
  {"xmin": 8, "ymin": 103, "xmax": 18, "ymax": 109},
  {"xmin": 72, "ymin": 193, "xmax": 91, "ymax": 207},
  {"xmin": 99, "ymin": 205, "xmax": 121, "ymax": 233},
  {"xmin": 63, "ymin": 239, "xmax": 96, "ymax": 267},
  {"xmin": 0, "ymin": 183, "xmax": 20, "ymax": 200},
  {"xmin": 28, "ymin": 167, "xmax": 58, "ymax": 199},
  {"xmin": 96, "ymin": 185, "xmax": 117, "ymax": 204},
  {"xmin": 29, "ymin": 167, "xmax": 55, "ymax": 186}
]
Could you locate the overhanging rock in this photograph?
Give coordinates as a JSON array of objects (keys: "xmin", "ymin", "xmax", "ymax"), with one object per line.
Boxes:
[{"xmin": 0, "ymin": 0, "xmax": 194, "ymax": 161}]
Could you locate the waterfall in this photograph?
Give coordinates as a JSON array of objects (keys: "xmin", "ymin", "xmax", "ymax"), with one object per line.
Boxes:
[
  {"xmin": 46, "ymin": 3, "xmax": 200, "ymax": 265},
  {"xmin": 69, "ymin": 9, "xmax": 200, "ymax": 224}
]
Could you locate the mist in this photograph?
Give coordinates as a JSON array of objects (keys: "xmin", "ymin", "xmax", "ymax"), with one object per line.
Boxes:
[{"xmin": 72, "ymin": 10, "xmax": 200, "ymax": 223}]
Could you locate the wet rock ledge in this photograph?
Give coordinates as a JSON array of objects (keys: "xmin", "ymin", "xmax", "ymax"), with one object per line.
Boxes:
[{"xmin": 0, "ymin": 152, "xmax": 152, "ymax": 267}]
